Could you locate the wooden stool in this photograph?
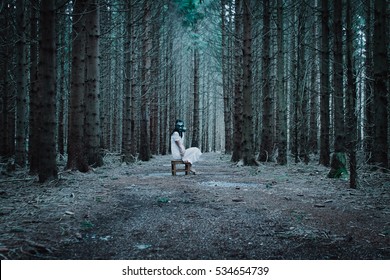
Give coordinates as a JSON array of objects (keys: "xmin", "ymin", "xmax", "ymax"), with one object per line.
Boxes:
[{"xmin": 171, "ymin": 160, "xmax": 191, "ymax": 175}]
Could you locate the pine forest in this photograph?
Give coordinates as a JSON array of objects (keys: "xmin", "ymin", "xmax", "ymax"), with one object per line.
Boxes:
[{"xmin": 0, "ymin": 0, "xmax": 389, "ymax": 261}]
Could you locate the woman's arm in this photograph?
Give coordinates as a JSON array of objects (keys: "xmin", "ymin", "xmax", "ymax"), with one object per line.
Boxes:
[{"xmin": 175, "ymin": 140, "xmax": 186, "ymax": 157}]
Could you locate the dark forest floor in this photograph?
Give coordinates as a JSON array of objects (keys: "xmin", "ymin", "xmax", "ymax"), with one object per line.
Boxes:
[{"xmin": 0, "ymin": 152, "xmax": 389, "ymax": 260}]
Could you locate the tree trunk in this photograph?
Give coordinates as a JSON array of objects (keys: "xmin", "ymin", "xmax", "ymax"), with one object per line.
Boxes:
[
  {"xmin": 298, "ymin": 48, "xmax": 309, "ymax": 163},
  {"xmin": 328, "ymin": 0, "xmax": 346, "ymax": 177},
  {"xmin": 122, "ymin": 1, "xmax": 135, "ymax": 163},
  {"xmin": 130, "ymin": 3, "xmax": 139, "ymax": 158},
  {"xmin": 231, "ymin": 0, "xmax": 243, "ymax": 162},
  {"xmin": 276, "ymin": 0, "xmax": 287, "ymax": 165},
  {"xmin": 241, "ymin": 0, "xmax": 257, "ymax": 166},
  {"xmin": 191, "ymin": 48, "xmax": 200, "ymax": 148},
  {"xmin": 290, "ymin": 6, "xmax": 298, "ymax": 162},
  {"xmin": 346, "ymin": 0, "xmax": 357, "ymax": 188},
  {"xmin": 139, "ymin": 0, "xmax": 152, "ymax": 161},
  {"xmin": 364, "ymin": 0, "xmax": 374, "ymax": 163},
  {"xmin": 29, "ymin": 0, "xmax": 39, "ymax": 173},
  {"xmin": 319, "ymin": 0, "xmax": 330, "ymax": 166},
  {"xmin": 309, "ymin": 3, "xmax": 319, "ymax": 155},
  {"xmin": 0, "ymin": 5, "xmax": 14, "ymax": 159},
  {"xmin": 150, "ymin": 17, "xmax": 160, "ymax": 155},
  {"xmin": 221, "ymin": 0, "xmax": 232, "ymax": 154},
  {"xmin": 85, "ymin": 0, "xmax": 103, "ymax": 167},
  {"xmin": 201, "ymin": 68, "xmax": 210, "ymax": 152},
  {"xmin": 372, "ymin": 0, "xmax": 389, "ymax": 168},
  {"xmin": 258, "ymin": 0, "xmax": 273, "ymax": 162},
  {"xmin": 57, "ymin": 12, "xmax": 67, "ymax": 157},
  {"xmin": 212, "ymin": 74, "xmax": 218, "ymax": 152},
  {"xmin": 66, "ymin": 0, "xmax": 88, "ymax": 172},
  {"xmin": 160, "ymin": 19, "xmax": 173, "ymax": 156},
  {"xmin": 37, "ymin": 0, "xmax": 58, "ymax": 182},
  {"xmin": 297, "ymin": 4, "xmax": 309, "ymax": 164},
  {"xmin": 99, "ymin": 8, "xmax": 109, "ymax": 150},
  {"xmin": 15, "ymin": 0, "xmax": 28, "ymax": 167},
  {"xmin": 332, "ymin": 0, "xmax": 345, "ymax": 153},
  {"xmin": 111, "ymin": 44, "xmax": 120, "ymax": 152}
]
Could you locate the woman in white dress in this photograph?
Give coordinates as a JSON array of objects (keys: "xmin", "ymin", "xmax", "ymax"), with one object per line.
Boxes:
[{"xmin": 171, "ymin": 120, "xmax": 202, "ymax": 174}]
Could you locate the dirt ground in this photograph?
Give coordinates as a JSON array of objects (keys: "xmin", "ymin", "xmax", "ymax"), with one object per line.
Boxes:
[{"xmin": 0, "ymin": 152, "xmax": 389, "ymax": 260}]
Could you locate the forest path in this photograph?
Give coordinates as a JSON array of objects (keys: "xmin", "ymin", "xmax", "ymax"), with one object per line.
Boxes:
[{"xmin": 0, "ymin": 152, "xmax": 389, "ymax": 259}]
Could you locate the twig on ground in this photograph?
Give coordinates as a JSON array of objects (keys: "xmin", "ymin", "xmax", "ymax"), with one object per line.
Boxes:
[{"xmin": 0, "ymin": 177, "xmax": 37, "ymax": 183}]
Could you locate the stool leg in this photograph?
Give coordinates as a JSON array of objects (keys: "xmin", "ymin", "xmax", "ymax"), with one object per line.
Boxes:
[
  {"xmin": 185, "ymin": 163, "xmax": 191, "ymax": 175},
  {"xmin": 171, "ymin": 162, "xmax": 176, "ymax": 175}
]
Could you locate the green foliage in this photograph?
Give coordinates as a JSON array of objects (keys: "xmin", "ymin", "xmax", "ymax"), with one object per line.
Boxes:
[
  {"xmin": 334, "ymin": 166, "xmax": 348, "ymax": 179},
  {"xmin": 328, "ymin": 152, "xmax": 348, "ymax": 179},
  {"xmin": 80, "ymin": 220, "xmax": 95, "ymax": 230},
  {"xmin": 157, "ymin": 197, "xmax": 170, "ymax": 203},
  {"xmin": 174, "ymin": 0, "xmax": 204, "ymax": 28}
]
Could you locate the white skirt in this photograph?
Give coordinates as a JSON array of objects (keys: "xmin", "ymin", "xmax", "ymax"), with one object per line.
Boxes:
[{"xmin": 182, "ymin": 147, "xmax": 202, "ymax": 164}]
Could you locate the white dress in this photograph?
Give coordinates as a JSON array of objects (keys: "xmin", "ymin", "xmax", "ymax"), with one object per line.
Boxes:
[{"xmin": 171, "ymin": 131, "xmax": 202, "ymax": 164}]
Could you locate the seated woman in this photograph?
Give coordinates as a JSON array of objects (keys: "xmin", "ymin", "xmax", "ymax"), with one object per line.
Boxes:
[{"xmin": 170, "ymin": 119, "xmax": 202, "ymax": 174}]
